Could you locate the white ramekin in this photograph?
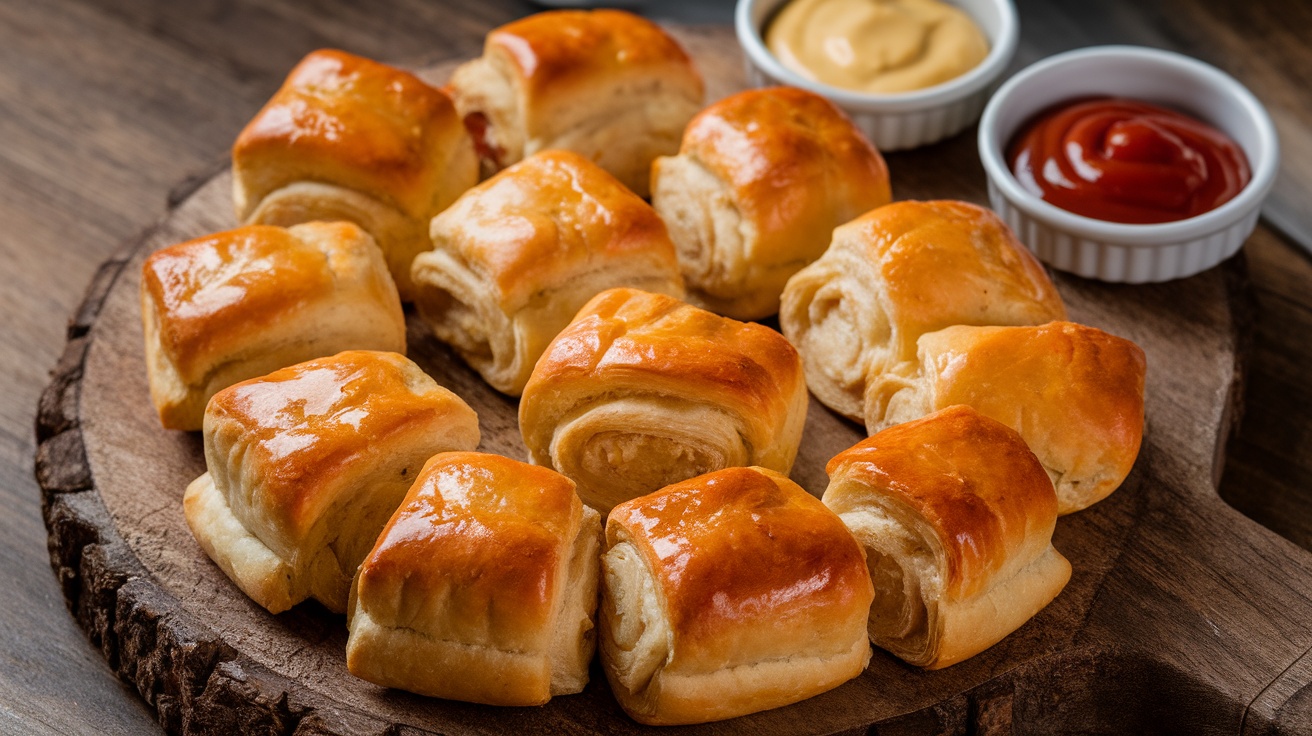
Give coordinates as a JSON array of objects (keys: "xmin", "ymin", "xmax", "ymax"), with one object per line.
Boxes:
[
  {"xmin": 735, "ymin": 0, "xmax": 1018, "ymax": 151},
  {"xmin": 978, "ymin": 45, "xmax": 1279, "ymax": 283}
]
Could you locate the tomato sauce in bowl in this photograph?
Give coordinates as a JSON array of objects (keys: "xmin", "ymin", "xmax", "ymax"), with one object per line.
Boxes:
[{"xmin": 1007, "ymin": 97, "xmax": 1250, "ymax": 225}]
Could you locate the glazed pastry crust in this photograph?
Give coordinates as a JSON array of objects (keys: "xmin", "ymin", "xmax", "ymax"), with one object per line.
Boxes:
[
  {"xmin": 601, "ymin": 467, "xmax": 873, "ymax": 725},
  {"xmin": 872, "ymin": 321, "xmax": 1147, "ymax": 514},
  {"xmin": 140, "ymin": 222, "xmax": 405, "ymax": 431},
  {"xmin": 823, "ymin": 405, "xmax": 1071, "ymax": 669},
  {"xmin": 448, "ymin": 9, "xmax": 703, "ymax": 196},
  {"xmin": 411, "ymin": 151, "xmax": 685, "ymax": 395},
  {"xmin": 651, "ymin": 86, "xmax": 891, "ymax": 319},
  {"xmin": 346, "ymin": 452, "xmax": 601, "ymax": 706},
  {"xmin": 183, "ymin": 351, "xmax": 480, "ymax": 614},
  {"xmin": 780, "ymin": 200, "xmax": 1067, "ymax": 421},
  {"xmin": 232, "ymin": 49, "xmax": 477, "ymax": 298},
  {"xmin": 520, "ymin": 288, "xmax": 807, "ymax": 514}
]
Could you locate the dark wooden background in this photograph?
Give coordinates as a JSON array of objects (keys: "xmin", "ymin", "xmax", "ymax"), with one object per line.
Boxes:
[{"xmin": 3, "ymin": 1, "xmax": 1310, "ymax": 733}]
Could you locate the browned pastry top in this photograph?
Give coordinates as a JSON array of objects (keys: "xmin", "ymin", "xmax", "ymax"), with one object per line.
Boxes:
[
  {"xmin": 523, "ymin": 288, "xmax": 802, "ymax": 419},
  {"xmin": 205, "ymin": 351, "xmax": 467, "ymax": 536},
  {"xmin": 679, "ymin": 86, "xmax": 890, "ymax": 258},
  {"xmin": 486, "ymin": 9, "xmax": 703, "ymax": 100},
  {"xmin": 607, "ymin": 466, "xmax": 871, "ymax": 667},
  {"xmin": 431, "ymin": 150, "xmax": 681, "ymax": 311},
  {"xmin": 827, "ymin": 405, "xmax": 1058, "ymax": 600},
  {"xmin": 356, "ymin": 452, "xmax": 581, "ymax": 647},
  {"xmin": 233, "ymin": 49, "xmax": 466, "ymax": 218},
  {"xmin": 926, "ymin": 321, "xmax": 1147, "ymax": 505},
  {"xmin": 849, "ymin": 200, "xmax": 1066, "ymax": 345},
  {"xmin": 142, "ymin": 224, "xmax": 336, "ymax": 383}
]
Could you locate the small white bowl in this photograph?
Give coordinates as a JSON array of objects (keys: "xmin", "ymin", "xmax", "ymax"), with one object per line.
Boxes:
[
  {"xmin": 735, "ymin": 0, "xmax": 1019, "ymax": 151},
  {"xmin": 978, "ymin": 45, "xmax": 1279, "ymax": 283}
]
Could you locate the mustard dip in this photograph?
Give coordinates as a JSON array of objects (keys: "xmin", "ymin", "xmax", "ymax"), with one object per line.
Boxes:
[{"xmin": 766, "ymin": 0, "xmax": 990, "ymax": 94}]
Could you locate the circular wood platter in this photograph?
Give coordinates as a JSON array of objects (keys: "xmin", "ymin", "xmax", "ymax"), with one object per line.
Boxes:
[{"xmin": 34, "ymin": 26, "xmax": 1312, "ymax": 735}]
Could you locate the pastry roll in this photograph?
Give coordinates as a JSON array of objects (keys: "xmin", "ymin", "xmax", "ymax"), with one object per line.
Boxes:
[
  {"xmin": 140, "ymin": 222, "xmax": 405, "ymax": 431},
  {"xmin": 346, "ymin": 452, "xmax": 601, "ymax": 706},
  {"xmin": 448, "ymin": 9, "xmax": 703, "ymax": 196},
  {"xmin": 780, "ymin": 200, "xmax": 1067, "ymax": 422},
  {"xmin": 520, "ymin": 288, "xmax": 807, "ymax": 515},
  {"xmin": 411, "ymin": 150, "xmax": 685, "ymax": 396},
  {"xmin": 183, "ymin": 351, "xmax": 480, "ymax": 614},
  {"xmin": 651, "ymin": 86, "xmax": 891, "ymax": 320},
  {"xmin": 601, "ymin": 467, "xmax": 873, "ymax": 725},
  {"xmin": 870, "ymin": 321, "xmax": 1147, "ymax": 514},
  {"xmin": 823, "ymin": 405, "xmax": 1071, "ymax": 669},
  {"xmin": 232, "ymin": 49, "xmax": 478, "ymax": 299}
]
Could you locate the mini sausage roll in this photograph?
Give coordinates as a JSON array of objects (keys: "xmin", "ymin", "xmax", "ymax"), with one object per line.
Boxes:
[
  {"xmin": 651, "ymin": 86, "xmax": 891, "ymax": 320},
  {"xmin": 823, "ymin": 405, "xmax": 1071, "ymax": 669},
  {"xmin": 520, "ymin": 288, "xmax": 807, "ymax": 515},
  {"xmin": 780, "ymin": 200, "xmax": 1067, "ymax": 422},
  {"xmin": 870, "ymin": 322, "xmax": 1147, "ymax": 514},
  {"xmin": 232, "ymin": 49, "xmax": 478, "ymax": 299},
  {"xmin": 346, "ymin": 452, "xmax": 601, "ymax": 706},
  {"xmin": 183, "ymin": 351, "xmax": 480, "ymax": 614},
  {"xmin": 140, "ymin": 222, "xmax": 405, "ymax": 431},
  {"xmin": 448, "ymin": 9, "xmax": 704, "ymax": 196},
  {"xmin": 601, "ymin": 466, "xmax": 873, "ymax": 725},
  {"xmin": 410, "ymin": 150, "xmax": 685, "ymax": 396}
]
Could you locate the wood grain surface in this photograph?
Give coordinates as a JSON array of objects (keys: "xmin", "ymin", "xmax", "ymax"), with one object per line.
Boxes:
[
  {"xmin": 5, "ymin": 1, "xmax": 1312, "ymax": 734},
  {"xmin": 32, "ymin": 20, "xmax": 1312, "ymax": 736}
]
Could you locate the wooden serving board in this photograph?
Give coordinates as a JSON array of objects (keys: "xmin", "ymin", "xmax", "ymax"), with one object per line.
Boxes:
[{"xmin": 33, "ymin": 26, "xmax": 1312, "ymax": 735}]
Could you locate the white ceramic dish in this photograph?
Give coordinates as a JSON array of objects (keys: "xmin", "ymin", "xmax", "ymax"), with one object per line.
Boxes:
[
  {"xmin": 735, "ymin": 0, "xmax": 1018, "ymax": 151},
  {"xmin": 978, "ymin": 45, "xmax": 1279, "ymax": 283}
]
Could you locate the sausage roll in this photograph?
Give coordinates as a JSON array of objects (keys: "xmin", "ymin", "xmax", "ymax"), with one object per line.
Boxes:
[
  {"xmin": 232, "ymin": 49, "xmax": 478, "ymax": 299},
  {"xmin": 651, "ymin": 86, "xmax": 891, "ymax": 320},
  {"xmin": 601, "ymin": 466, "xmax": 873, "ymax": 725},
  {"xmin": 448, "ymin": 9, "xmax": 703, "ymax": 197},
  {"xmin": 140, "ymin": 222, "xmax": 405, "ymax": 431},
  {"xmin": 780, "ymin": 200, "xmax": 1067, "ymax": 422},
  {"xmin": 520, "ymin": 288, "xmax": 807, "ymax": 515},
  {"xmin": 346, "ymin": 452, "xmax": 601, "ymax": 705},
  {"xmin": 823, "ymin": 405, "xmax": 1071, "ymax": 669},
  {"xmin": 183, "ymin": 351, "xmax": 480, "ymax": 614},
  {"xmin": 410, "ymin": 150, "xmax": 685, "ymax": 396},
  {"xmin": 870, "ymin": 322, "xmax": 1147, "ymax": 514}
]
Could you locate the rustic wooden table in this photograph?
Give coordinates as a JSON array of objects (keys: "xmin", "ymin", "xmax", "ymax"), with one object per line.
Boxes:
[{"xmin": 3, "ymin": 1, "xmax": 1310, "ymax": 733}]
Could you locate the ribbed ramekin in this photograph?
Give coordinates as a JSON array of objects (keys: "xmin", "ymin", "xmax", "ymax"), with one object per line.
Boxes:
[
  {"xmin": 735, "ymin": 0, "xmax": 1018, "ymax": 151},
  {"xmin": 978, "ymin": 45, "xmax": 1279, "ymax": 283}
]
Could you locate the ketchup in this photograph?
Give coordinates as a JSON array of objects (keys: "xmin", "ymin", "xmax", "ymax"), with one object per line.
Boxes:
[{"xmin": 1007, "ymin": 98, "xmax": 1250, "ymax": 224}]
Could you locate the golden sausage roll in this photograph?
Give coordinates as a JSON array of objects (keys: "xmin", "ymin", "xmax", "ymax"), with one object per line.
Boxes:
[
  {"xmin": 411, "ymin": 150, "xmax": 685, "ymax": 396},
  {"xmin": 448, "ymin": 9, "xmax": 703, "ymax": 196},
  {"xmin": 140, "ymin": 222, "xmax": 404, "ymax": 431},
  {"xmin": 601, "ymin": 467, "xmax": 873, "ymax": 725},
  {"xmin": 823, "ymin": 405, "xmax": 1071, "ymax": 669},
  {"xmin": 183, "ymin": 351, "xmax": 480, "ymax": 614},
  {"xmin": 347, "ymin": 452, "xmax": 601, "ymax": 706},
  {"xmin": 651, "ymin": 86, "xmax": 891, "ymax": 320},
  {"xmin": 520, "ymin": 288, "xmax": 807, "ymax": 515},
  {"xmin": 780, "ymin": 200, "xmax": 1067, "ymax": 422},
  {"xmin": 871, "ymin": 321, "xmax": 1147, "ymax": 514},
  {"xmin": 232, "ymin": 49, "xmax": 477, "ymax": 299}
]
